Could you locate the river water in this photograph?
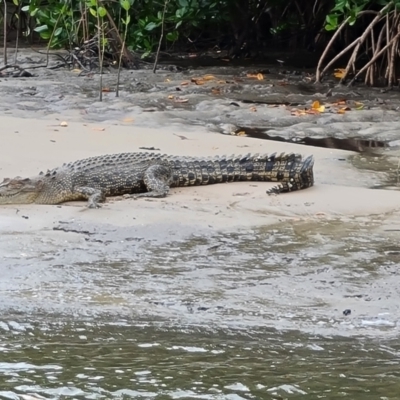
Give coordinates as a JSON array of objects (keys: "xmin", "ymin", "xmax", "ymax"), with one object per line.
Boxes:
[
  {"xmin": 2, "ymin": 220, "xmax": 400, "ymax": 399},
  {"xmin": 1, "ymin": 319, "xmax": 400, "ymax": 400}
]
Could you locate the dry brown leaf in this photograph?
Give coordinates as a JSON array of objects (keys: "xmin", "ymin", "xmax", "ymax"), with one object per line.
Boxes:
[
  {"xmin": 291, "ymin": 109, "xmax": 307, "ymax": 116},
  {"xmin": 102, "ymin": 87, "xmax": 111, "ymax": 92},
  {"xmin": 164, "ymin": 78, "xmax": 171, "ymax": 82},
  {"xmin": 334, "ymin": 68, "xmax": 346, "ymax": 78},
  {"xmin": 236, "ymin": 131, "xmax": 247, "ymax": 136},
  {"xmin": 71, "ymin": 69, "xmax": 81, "ymax": 73},
  {"xmin": 168, "ymin": 95, "xmax": 174, "ymax": 99},
  {"xmin": 211, "ymin": 88, "xmax": 221, "ymax": 95},
  {"xmin": 181, "ymin": 81, "xmax": 189, "ymax": 86},
  {"xmin": 337, "ymin": 107, "xmax": 351, "ymax": 114},
  {"xmin": 203, "ymin": 74, "xmax": 216, "ymax": 81},
  {"xmin": 249, "ymin": 106, "xmax": 257, "ymax": 112},
  {"xmin": 191, "ymin": 78, "xmax": 205, "ymax": 85},
  {"xmin": 60, "ymin": 121, "xmax": 68, "ymax": 127},
  {"xmin": 311, "ymin": 100, "xmax": 325, "ymax": 113}
]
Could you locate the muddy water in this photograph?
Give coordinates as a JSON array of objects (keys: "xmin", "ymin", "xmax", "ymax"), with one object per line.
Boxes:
[
  {"xmin": 2, "ymin": 220, "xmax": 400, "ymax": 398},
  {"xmin": 1, "ymin": 320, "xmax": 400, "ymax": 399}
]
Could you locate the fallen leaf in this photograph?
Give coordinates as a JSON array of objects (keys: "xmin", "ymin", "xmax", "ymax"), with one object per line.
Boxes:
[
  {"xmin": 191, "ymin": 77, "xmax": 205, "ymax": 85},
  {"xmin": 71, "ymin": 69, "xmax": 81, "ymax": 73},
  {"xmin": 102, "ymin": 87, "xmax": 111, "ymax": 92},
  {"xmin": 174, "ymin": 97, "xmax": 189, "ymax": 103},
  {"xmin": 203, "ymin": 74, "xmax": 216, "ymax": 81},
  {"xmin": 337, "ymin": 107, "xmax": 351, "ymax": 114},
  {"xmin": 164, "ymin": 78, "xmax": 171, "ymax": 82},
  {"xmin": 211, "ymin": 88, "xmax": 221, "ymax": 95},
  {"xmin": 291, "ymin": 109, "xmax": 307, "ymax": 116},
  {"xmin": 60, "ymin": 121, "xmax": 68, "ymax": 127},
  {"xmin": 354, "ymin": 101, "xmax": 364, "ymax": 110},
  {"xmin": 249, "ymin": 106, "xmax": 257, "ymax": 112},
  {"xmin": 181, "ymin": 81, "xmax": 189, "ymax": 86},
  {"xmin": 311, "ymin": 100, "xmax": 325, "ymax": 113},
  {"xmin": 235, "ymin": 131, "xmax": 247, "ymax": 136},
  {"xmin": 334, "ymin": 68, "xmax": 346, "ymax": 78},
  {"xmin": 246, "ymin": 73, "xmax": 264, "ymax": 80},
  {"xmin": 168, "ymin": 95, "xmax": 174, "ymax": 99}
]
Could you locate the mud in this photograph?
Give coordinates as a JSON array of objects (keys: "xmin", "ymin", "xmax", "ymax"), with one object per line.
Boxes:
[{"xmin": 1, "ymin": 48, "xmax": 400, "ymax": 340}]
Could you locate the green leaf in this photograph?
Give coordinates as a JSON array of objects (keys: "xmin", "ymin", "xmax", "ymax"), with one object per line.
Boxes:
[
  {"xmin": 166, "ymin": 31, "xmax": 178, "ymax": 41},
  {"xmin": 331, "ymin": 0, "xmax": 347, "ymax": 12},
  {"xmin": 325, "ymin": 14, "xmax": 338, "ymax": 28},
  {"xmin": 175, "ymin": 20, "xmax": 182, "ymax": 28},
  {"xmin": 97, "ymin": 6, "xmax": 107, "ymax": 17},
  {"xmin": 178, "ymin": 0, "xmax": 188, "ymax": 6},
  {"xmin": 21, "ymin": 5, "xmax": 29, "ymax": 11},
  {"xmin": 89, "ymin": 7, "xmax": 97, "ymax": 17},
  {"xmin": 12, "ymin": 0, "xmax": 19, "ymax": 6},
  {"xmin": 122, "ymin": 15, "xmax": 131, "ymax": 25},
  {"xmin": 120, "ymin": 0, "xmax": 130, "ymax": 11},
  {"xmin": 144, "ymin": 21, "xmax": 157, "ymax": 31},
  {"xmin": 325, "ymin": 24, "xmax": 336, "ymax": 31},
  {"xmin": 34, "ymin": 24, "xmax": 48, "ymax": 33},
  {"xmin": 141, "ymin": 50, "xmax": 151, "ymax": 59},
  {"xmin": 40, "ymin": 31, "xmax": 51, "ymax": 39},
  {"xmin": 54, "ymin": 27, "xmax": 63, "ymax": 36}
]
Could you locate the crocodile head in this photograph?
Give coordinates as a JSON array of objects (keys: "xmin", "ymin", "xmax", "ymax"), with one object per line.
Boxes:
[{"xmin": 0, "ymin": 177, "xmax": 44, "ymax": 204}]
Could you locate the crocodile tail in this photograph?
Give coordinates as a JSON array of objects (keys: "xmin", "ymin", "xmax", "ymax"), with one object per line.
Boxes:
[{"xmin": 266, "ymin": 155, "xmax": 314, "ymax": 195}]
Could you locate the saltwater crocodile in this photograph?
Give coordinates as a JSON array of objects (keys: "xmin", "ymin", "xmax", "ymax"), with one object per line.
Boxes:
[{"xmin": 0, "ymin": 152, "xmax": 314, "ymax": 208}]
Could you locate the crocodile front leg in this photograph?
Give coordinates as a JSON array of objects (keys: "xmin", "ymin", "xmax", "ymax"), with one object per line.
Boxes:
[
  {"xmin": 74, "ymin": 186, "xmax": 106, "ymax": 208},
  {"xmin": 133, "ymin": 164, "xmax": 171, "ymax": 199}
]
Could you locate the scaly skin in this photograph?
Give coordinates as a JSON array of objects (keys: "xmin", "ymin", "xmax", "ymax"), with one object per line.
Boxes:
[{"xmin": 0, "ymin": 152, "xmax": 314, "ymax": 208}]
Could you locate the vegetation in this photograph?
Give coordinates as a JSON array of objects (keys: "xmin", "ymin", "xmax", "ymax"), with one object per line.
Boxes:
[
  {"xmin": 317, "ymin": 0, "xmax": 400, "ymax": 86},
  {"xmin": 0, "ymin": 0, "xmax": 399, "ymax": 87}
]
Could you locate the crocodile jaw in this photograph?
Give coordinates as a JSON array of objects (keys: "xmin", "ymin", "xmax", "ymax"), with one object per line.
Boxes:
[{"xmin": 0, "ymin": 177, "xmax": 43, "ymax": 204}]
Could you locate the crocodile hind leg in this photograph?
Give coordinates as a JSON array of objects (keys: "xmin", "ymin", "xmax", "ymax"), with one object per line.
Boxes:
[{"xmin": 134, "ymin": 164, "xmax": 171, "ymax": 198}]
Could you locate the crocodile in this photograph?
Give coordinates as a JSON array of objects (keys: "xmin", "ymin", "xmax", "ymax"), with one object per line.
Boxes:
[{"xmin": 0, "ymin": 152, "xmax": 314, "ymax": 208}]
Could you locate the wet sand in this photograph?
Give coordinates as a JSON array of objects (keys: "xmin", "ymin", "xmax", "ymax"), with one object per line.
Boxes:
[{"xmin": 1, "ymin": 115, "xmax": 400, "ymax": 232}]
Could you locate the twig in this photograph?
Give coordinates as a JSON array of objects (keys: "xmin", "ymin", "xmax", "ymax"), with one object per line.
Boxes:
[
  {"xmin": 3, "ymin": 0, "xmax": 7, "ymax": 65},
  {"xmin": 153, "ymin": 0, "xmax": 169, "ymax": 73},
  {"xmin": 315, "ymin": 15, "xmax": 351, "ymax": 82}
]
